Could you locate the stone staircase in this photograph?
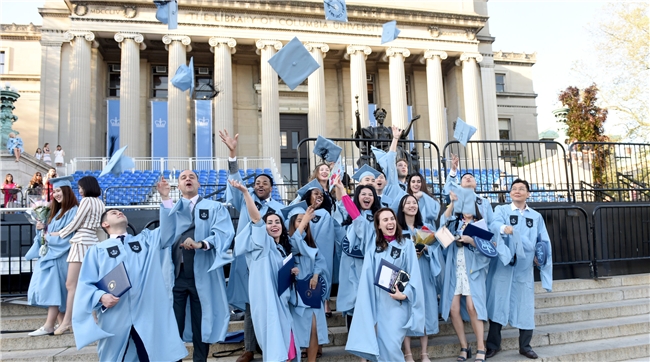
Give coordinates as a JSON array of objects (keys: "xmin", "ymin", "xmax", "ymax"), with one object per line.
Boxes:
[{"xmin": 1, "ymin": 274, "xmax": 649, "ymax": 361}]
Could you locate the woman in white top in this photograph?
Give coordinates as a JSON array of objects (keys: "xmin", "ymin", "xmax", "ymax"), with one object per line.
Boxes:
[
  {"xmin": 53, "ymin": 145, "xmax": 65, "ymax": 167},
  {"xmin": 42, "ymin": 143, "xmax": 52, "ymax": 165},
  {"xmin": 50, "ymin": 176, "xmax": 105, "ymax": 335},
  {"xmin": 34, "ymin": 148, "xmax": 43, "ymax": 161}
]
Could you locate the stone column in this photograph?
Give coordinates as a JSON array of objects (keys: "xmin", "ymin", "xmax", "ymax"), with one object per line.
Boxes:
[
  {"xmin": 256, "ymin": 40, "xmax": 283, "ymax": 167},
  {"xmin": 114, "ymin": 32, "xmax": 146, "ymax": 157},
  {"xmin": 480, "ymin": 61, "xmax": 500, "ymax": 140},
  {"xmin": 38, "ymin": 40, "xmax": 63, "ymax": 148},
  {"xmin": 63, "ymin": 31, "xmax": 94, "ymax": 159},
  {"xmin": 386, "ymin": 47, "xmax": 410, "ymax": 129},
  {"xmin": 456, "ymin": 52, "xmax": 484, "ymax": 140},
  {"xmin": 162, "ymin": 35, "xmax": 192, "ymax": 158},
  {"xmin": 305, "ymin": 42, "xmax": 329, "ymax": 138},
  {"xmin": 421, "ymin": 50, "xmax": 448, "ymax": 149},
  {"xmin": 209, "ymin": 37, "xmax": 237, "ymax": 158},
  {"xmin": 346, "ymin": 45, "xmax": 372, "ymax": 128}
]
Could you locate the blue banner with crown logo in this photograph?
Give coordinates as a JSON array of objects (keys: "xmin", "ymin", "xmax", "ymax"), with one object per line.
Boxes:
[
  {"xmin": 151, "ymin": 101, "xmax": 168, "ymax": 160},
  {"xmin": 194, "ymin": 100, "xmax": 212, "ymax": 166},
  {"xmin": 106, "ymin": 100, "xmax": 120, "ymax": 157}
]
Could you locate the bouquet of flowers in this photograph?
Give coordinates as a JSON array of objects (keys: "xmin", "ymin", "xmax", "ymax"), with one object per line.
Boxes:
[
  {"xmin": 414, "ymin": 226, "xmax": 436, "ymax": 257},
  {"xmin": 24, "ymin": 200, "xmax": 51, "ymax": 256}
]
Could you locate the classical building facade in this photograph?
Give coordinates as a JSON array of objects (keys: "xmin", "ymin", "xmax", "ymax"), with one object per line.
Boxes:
[{"xmin": 0, "ymin": 0, "xmax": 538, "ymax": 182}]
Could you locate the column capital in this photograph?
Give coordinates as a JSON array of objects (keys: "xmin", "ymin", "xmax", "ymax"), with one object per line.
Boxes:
[
  {"xmin": 346, "ymin": 45, "xmax": 372, "ymax": 57},
  {"xmin": 163, "ymin": 35, "xmax": 191, "ymax": 52},
  {"xmin": 114, "ymin": 32, "xmax": 146, "ymax": 50},
  {"xmin": 64, "ymin": 30, "xmax": 95, "ymax": 43},
  {"xmin": 420, "ymin": 50, "xmax": 448, "ymax": 64},
  {"xmin": 305, "ymin": 42, "xmax": 330, "ymax": 53},
  {"xmin": 385, "ymin": 47, "xmax": 410, "ymax": 58},
  {"xmin": 455, "ymin": 52, "xmax": 483, "ymax": 66},
  {"xmin": 255, "ymin": 39, "xmax": 282, "ymax": 53},
  {"xmin": 209, "ymin": 37, "xmax": 237, "ymax": 54}
]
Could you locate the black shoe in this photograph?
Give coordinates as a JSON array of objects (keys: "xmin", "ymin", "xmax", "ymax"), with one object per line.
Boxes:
[
  {"xmin": 519, "ymin": 349, "xmax": 538, "ymax": 359},
  {"xmin": 485, "ymin": 348, "xmax": 501, "ymax": 358},
  {"xmin": 457, "ymin": 347, "xmax": 471, "ymax": 361}
]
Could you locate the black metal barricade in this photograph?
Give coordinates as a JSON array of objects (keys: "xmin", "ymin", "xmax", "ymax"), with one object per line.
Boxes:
[
  {"xmin": 592, "ymin": 204, "xmax": 650, "ymax": 262},
  {"xmin": 296, "ymin": 138, "xmax": 443, "ymax": 198},
  {"xmin": 0, "ymin": 216, "xmax": 37, "ymax": 296},
  {"xmin": 568, "ymin": 142, "xmax": 650, "ymax": 202},
  {"xmin": 442, "ymin": 140, "xmax": 573, "ymax": 203}
]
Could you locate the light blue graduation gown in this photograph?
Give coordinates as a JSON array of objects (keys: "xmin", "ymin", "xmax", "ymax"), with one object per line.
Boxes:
[
  {"xmin": 373, "ymin": 148, "xmax": 408, "ymax": 211},
  {"xmin": 226, "ymin": 171, "xmax": 284, "ymax": 311},
  {"xmin": 25, "ymin": 207, "xmax": 78, "ymax": 310},
  {"xmin": 289, "ymin": 232, "xmax": 330, "ymax": 348},
  {"xmin": 439, "ymin": 214, "xmax": 491, "ymax": 322},
  {"xmin": 308, "ymin": 208, "xmax": 343, "ymax": 298},
  {"xmin": 403, "ymin": 225, "xmax": 443, "ymax": 336},
  {"xmin": 345, "ymin": 238, "xmax": 425, "ymax": 362},
  {"xmin": 418, "ymin": 194, "xmax": 441, "ymax": 229},
  {"xmin": 486, "ymin": 204, "xmax": 553, "ymax": 330},
  {"xmin": 237, "ymin": 221, "xmax": 295, "ymax": 362},
  {"xmin": 72, "ymin": 205, "xmax": 188, "ymax": 362},
  {"xmin": 337, "ymin": 209, "xmax": 375, "ymax": 315},
  {"xmin": 443, "ymin": 173, "xmax": 495, "ymax": 225},
  {"xmin": 6, "ymin": 137, "xmax": 24, "ymax": 154},
  {"xmin": 164, "ymin": 198, "xmax": 235, "ymax": 344}
]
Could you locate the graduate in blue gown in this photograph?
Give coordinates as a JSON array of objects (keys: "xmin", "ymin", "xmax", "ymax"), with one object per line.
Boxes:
[
  {"xmin": 283, "ymin": 202, "xmax": 330, "ymax": 362},
  {"xmin": 443, "ymin": 154, "xmax": 494, "ymax": 226},
  {"xmin": 228, "ymin": 179, "xmax": 299, "ymax": 362},
  {"xmin": 219, "ymin": 129, "xmax": 285, "ymax": 361},
  {"xmin": 7, "ymin": 132, "xmax": 24, "ymax": 162},
  {"xmin": 485, "ymin": 179, "xmax": 553, "ymax": 360},
  {"xmin": 72, "ymin": 179, "xmax": 188, "ymax": 362},
  {"xmin": 25, "ymin": 178, "xmax": 79, "ymax": 336},
  {"xmin": 406, "ymin": 173, "xmax": 441, "ymax": 229},
  {"xmin": 332, "ymin": 176, "xmax": 381, "ymax": 325},
  {"xmin": 396, "ymin": 194, "xmax": 443, "ymax": 362},
  {"xmin": 371, "ymin": 126, "xmax": 411, "ymax": 211},
  {"xmin": 345, "ymin": 207, "xmax": 424, "ymax": 362},
  {"xmin": 439, "ymin": 190, "xmax": 493, "ymax": 362}
]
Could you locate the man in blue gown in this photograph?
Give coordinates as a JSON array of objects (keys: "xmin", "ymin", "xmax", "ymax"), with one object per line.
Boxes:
[
  {"xmin": 486, "ymin": 179, "xmax": 553, "ymax": 359},
  {"xmin": 72, "ymin": 178, "xmax": 188, "ymax": 362},
  {"xmin": 443, "ymin": 153, "xmax": 494, "ymax": 224},
  {"xmin": 219, "ymin": 129, "xmax": 285, "ymax": 362},
  {"xmin": 163, "ymin": 170, "xmax": 235, "ymax": 362}
]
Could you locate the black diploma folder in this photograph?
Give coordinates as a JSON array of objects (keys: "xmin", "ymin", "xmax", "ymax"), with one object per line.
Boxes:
[
  {"xmin": 373, "ymin": 259, "xmax": 409, "ymax": 293},
  {"xmin": 462, "ymin": 222, "xmax": 494, "ymax": 241},
  {"xmin": 277, "ymin": 254, "xmax": 295, "ymax": 297},
  {"xmin": 95, "ymin": 262, "xmax": 132, "ymax": 298}
]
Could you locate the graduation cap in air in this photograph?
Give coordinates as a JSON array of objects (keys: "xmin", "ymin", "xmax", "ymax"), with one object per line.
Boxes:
[
  {"xmin": 280, "ymin": 201, "xmax": 309, "ymax": 222},
  {"xmin": 297, "ymin": 179, "xmax": 324, "ymax": 199},
  {"xmin": 351, "ymin": 164, "xmax": 381, "ymax": 183},
  {"xmin": 268, "ymin": 37, "xmax": 320, "ymax": 91},
  {"xmin": 48, "ymin": 175, "xmax": 75, "ymax": 189},
  {"xmin": 381, "ymin": 20, "xmax": 401, "ymax": 44},
  {"xmin": 100, "ymin": 145, "xmax": 135, "ymax": 177},
  {"xmin": 154, "ymin": 0, "xmax": 178, "ymax": 30},
  {"xmin": 313, "ymin": 136, "xmax": 342, "ymax": 163},
  {"xmin": 453, "ymin": 117, "xmax": 477, "ymax": 147},
  {"xmin": 450, "ymin": 183, "xmax": 478, "ymax": 216},
  {"xmin": 171, "ymin": 56, "xmax": 194, "ymax": 93},
  {"xmin": 323, "ymin": 0, "xmax": 348, "ymax": 22}
]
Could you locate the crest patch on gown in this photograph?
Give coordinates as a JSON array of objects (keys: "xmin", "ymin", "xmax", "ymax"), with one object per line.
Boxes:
[
  {"xmin": 128, "ymin": 241, "xmax": 142, "ymax": 253},
  {"xmin": 510, "ymin": 215, "xmax": 518, "ymax": 225},
  {"xmin": 476, "ymin": 197, "xmax": 482, "ymax": 205},
  {"xmin": 366, "ymin": 214, "xmax": 374, "ymax": 222},
  {"xmin": 526, "ymin": 217, "xmax": 534, "ymax": 228},
  {"xmin": 390, "ymin": 246, "xmax": 401, "ymax": 259},
  {"xmin": 199, "ymin": 209, "xmax": 209, "ymax": 220},
  {"xmin": 311, "ymin": 215, "xmax": 321, "ymax": 223},
  {"xmin": 107, "ymin": 246, "xmax": 120, "ymax": 258},
  {"xmin": 255, "ymin": 201, "xmax": 263, "ymax": 210}
]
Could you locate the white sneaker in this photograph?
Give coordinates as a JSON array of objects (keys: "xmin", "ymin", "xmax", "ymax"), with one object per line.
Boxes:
[{"xmin": 28, "ymin": 326, "xmax": 54, "ymax": 336}]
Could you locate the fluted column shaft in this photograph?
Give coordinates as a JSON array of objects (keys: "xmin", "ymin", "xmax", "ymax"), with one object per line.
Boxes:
[
  {"xmin": 115, "ymin": 32, "xmax": 145, "ymax": 157},
  {"xmin": 422, "ymin": 50, "xmax": 448, "ymax": 149},
  {"xmin": 210, "ymin": 37, "xmax": 237, "ymax": 158},
  {"xmin": 256, "ymin": 40, "xmax": 283, "ymax": 167},
  {"xmin": 386, "ymin": 47, "xmax": 410, "ymax": 129},
  {"xmin": 457, "ymin": 53, "xmax": 484, "ymax": 140},
  {"xmin": 64, "ymin": 31, "xmax": 94, "ymax": 159},
  {"xmin": 347, "ymin": 45, "xmax": 372, "ymax": 128},
  {"xmin": 480, "ymin": 62, "xmax": 499, "ymax": 140},
  {"xmin": 39, "ymin": 40, "xmax": 63, "ymax": 148},
  {"xmin": 163, "ymin": 35, "xmax": 191, "ymax": 158},
  {"xmin": 306, "ymin": 43, "xmax": 329, "ymax": 138}
]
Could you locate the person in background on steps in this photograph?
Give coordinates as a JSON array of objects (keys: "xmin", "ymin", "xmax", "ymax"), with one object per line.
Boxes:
[
  {"xmin": 34, "ymin": 147, "xmax": 43, "ymax": 161},
  {"xmin": 42, "ymin": 143, "xmax": 52, "ymax": 166},
  {"xmin": 485, "ymin": 179, "xmax": 553, "ymax": 360},
  {"xmin": 2, "ymin": 173, "xmax": 19, "ymax": 208},
  {"xmin": 50, "ymin": 176, "xmax": 105, "ymax": 335},
  {"xmin": 72, "ymin": 177, "xmax": 188, "ymax": 362},
  {"xmin": 54, "ymin": 145, "xmax": 66, "ymax": 167},
  {"xmin": 42, "ymin": 168, "xmax": 57, "ymax": 201},
  {"xmin": 27, "ymin": 171, "xmax": 44, "ymax": 197},
  {"xmin": 7, "ymin": 132, "xmax": 24, "ymax": 162},
  {"xmin": 25, "ymin": 176, "xmax": 79, "ymax": 336}
]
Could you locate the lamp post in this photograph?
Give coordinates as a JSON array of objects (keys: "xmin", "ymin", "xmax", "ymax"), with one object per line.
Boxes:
[{"xmin": 1, "ymin": 83, "xmax": 20, "ymax": 149}]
